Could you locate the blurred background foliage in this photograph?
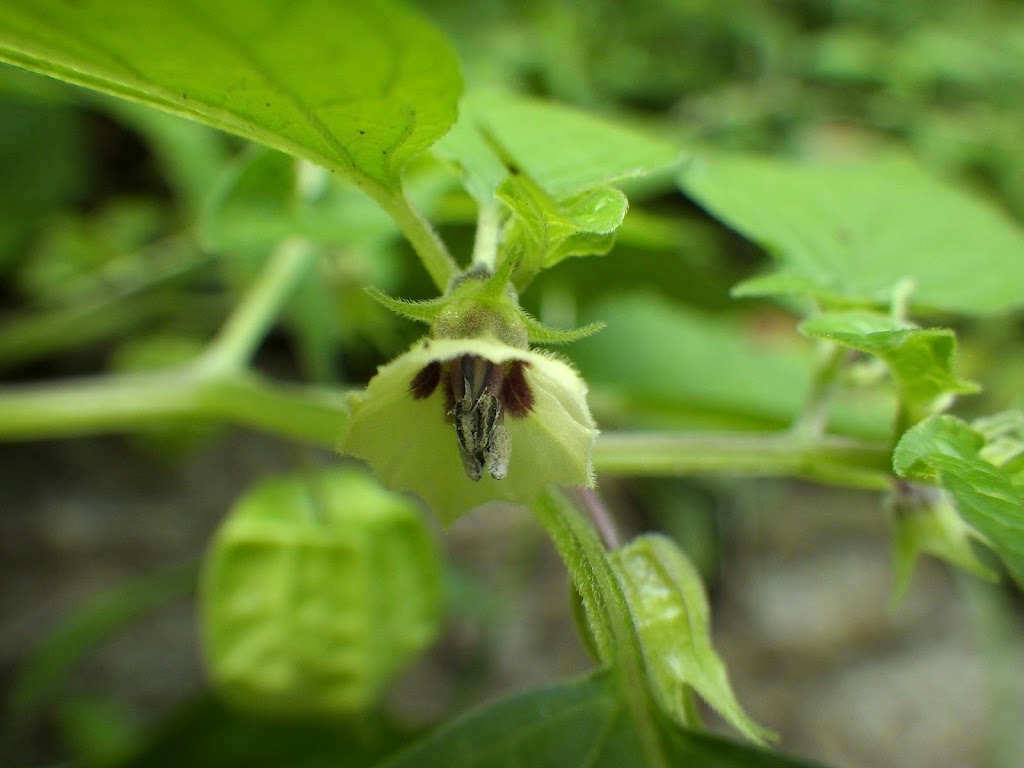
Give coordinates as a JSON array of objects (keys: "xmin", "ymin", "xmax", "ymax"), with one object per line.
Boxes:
[{"xmin": 2, "ymin": 0, "xmax": 1023, "ymax": 766}]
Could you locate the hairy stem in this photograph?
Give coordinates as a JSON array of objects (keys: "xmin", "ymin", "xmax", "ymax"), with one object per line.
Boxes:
[
  {"xmin": 0, "ymin": 372, "xmax": 892, "ymax": 491},
  {"xmin": 0, "ymin": 369, "xmax": 349, "ymax": 445},
  {"xmin": 377, "ymin": 190, "xmax": 459, "ymax": 291},
  {"xmin": 592, "ymin": 431, "xmax": 892, "ymax": 491}
]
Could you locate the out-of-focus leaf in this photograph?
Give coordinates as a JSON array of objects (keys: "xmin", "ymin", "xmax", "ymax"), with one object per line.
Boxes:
[
  {"xmin": 435, "ymin": 90, "xmax": 681, "ymax": 201},
  {"xmin": 0, "ymin": 0, "xmax": 461, "ymax": 195},
  {"xmin": 17, "ymin": 200, "xmax": 167, "ymax": 305},
  {"xmin": 201, "ymin": 149, "xmax": 398, "ymax": 253},
  {"xmin": 58, "ymin": 695, "xmax": 142, "ymax": 768},
  {"xmin": 572, "ymin": 293, "xmax": 894, "ymax": 439},
  {"xmin": 610, "ymin": 533, "xmax": 772, "ymax": 743},
  {"xmin": 100, "ymin": 97, "xmax": 231, "ymax": 218},
  {"xmin": 800, "ymin": 310, "xmax": 978, "ymax": 423},
  {"xmin": 380, "ymin": 671, "xmax": 823, "ymax": 768},
  {"xmin": 201, "ymin": 466, "xmax": 442, "ymax": 717},
  {"xmin": 679, "ymin": 153, "xmax": 1024, "ymax": 315},
  {"xmin": 5, "ymin": 563, "xmax": 196, "ymax": 722},
  {"xmin": 119, "ymin": 694, "xmax": 412, "ymax": 768},
  {"xmin": 0, "ymin": 93, "xmax": 87, "ymax": 267},
  {"xmin": 893, "ymin": 414, "xmax": 1024, "ymax": 586}
]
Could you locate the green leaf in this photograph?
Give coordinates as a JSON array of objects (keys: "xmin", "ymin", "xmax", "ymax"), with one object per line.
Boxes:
[
  {"xmin": 973, "ymin": 411, "xmax": 1024, "ymax": 490},
  {"xmin": 678, "ymin": 152, "xmax": 1024, "ymax": 315},
  {"xmin": 201, "ymin": 466, "xmax": 442, "ymax": 716},
  {"xmin": 201, "ymin": 148, "xmax": 411, "ymax": 253},
  {"xmin": 572, "ymin": 293, "xmax": 895, "ymax": 440},
  {"xmin": 498, "ymin": 174, "xmax": 628, "ymax": 286},
  {"xmin": 379, "ymin": 672, "xmax": 824, "ymax": 768},
  {"xmin": 5, "ymin": 562, "xmax": 196, "ymax": 723},
  {"xmin": 610, "ymin": 534, "xmax": 773, "ymax": 744},
  {"xmin": 120, "ymin": 694, "xmax": 412, "ymax": 768},
  {"xmin": 0, "ymin": 0, "xmax": 461, "ymax": 194},
  {"xmin": 800, "ymin": 310, "xmax": 978, "ymax": 424},
  {"xmin": 893, "ymin": 415, "xmax": 1024, "ymax": 585},
  {"xmin": 435, "ymin": 89, "xmax": 682, "ymax": 201}
]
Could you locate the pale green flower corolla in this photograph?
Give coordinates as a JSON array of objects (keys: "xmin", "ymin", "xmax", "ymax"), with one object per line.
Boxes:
[{"xmin": 341, "ymin": 336, "xmax": 597, "ymax": 524}]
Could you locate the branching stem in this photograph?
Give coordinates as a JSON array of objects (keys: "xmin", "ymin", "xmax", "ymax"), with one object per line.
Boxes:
[
  {"xmin": 789, "ymin": 342, "xmax": 849, "ymax": 439},
  {"xmin": 198, "ymin": 238, "xmax": 315, "ymax": 374},
  {"xmin": 0, "ymin": 370, "xmax": 892, "ymax": 491}
]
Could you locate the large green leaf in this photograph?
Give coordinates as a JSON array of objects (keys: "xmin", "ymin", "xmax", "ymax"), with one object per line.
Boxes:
[
  {"xmin": 800, "ymin": 310, "xmax": 978, "ymax": 424},
  {"xmin": 678, "ymin": 153, "xmax": 1024, "ymax": 315},
  {"xmin": 893, "ymin": 414, "xmax": 1024, "ymax": 585},
  {"xmin": 435, "ymin": 90, "xmax": 681, "ymax": 201},
  {"xmin": 379, "ymin": 672, "xmax": 824, "ymax": 768},
  {"xmin": 572, "ymin": 293, "xmax": 894, "ymax": 439},
  {"xmin": 0, "ymin": 0, "xmax": 461, "ymax": 195}
]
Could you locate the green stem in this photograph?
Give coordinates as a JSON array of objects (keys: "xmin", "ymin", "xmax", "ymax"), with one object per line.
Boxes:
[
  {"xmin": 470, "ymin": 201, "xmax": 502, "ymax": 272},
  {"xmin": 376, "ymin": 190, "xmax": 459, "ymax": 291},
  {"xmin": 592, "ymin": 431, "xmax": 893, "ymax": 491},
  {"xmin": 532, "ymin": 489, "xmax": 668, "ymax": 767},
  {"xmin": 199, "ymin": 238, "xmax": 315, "ymax": 373},
  {"xmin": 789, "ymin": 342, "xmax": 848, "ymax": 438},
  {"xmin": 0, "ymin": 369, "xmax": 349, "ymax": 445},
  {"xmin": 0, "ymin": 366, "xmax": 893, "ymax": 490}
]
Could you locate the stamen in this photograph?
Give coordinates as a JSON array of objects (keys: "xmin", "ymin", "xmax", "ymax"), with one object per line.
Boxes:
[
  {"xmin": 501, "ymin": 360, "xmax": 534, "ymax": 417},
  {"xmin": 410, "ymin": 361, "xmax": 441, "ymax": 399}
]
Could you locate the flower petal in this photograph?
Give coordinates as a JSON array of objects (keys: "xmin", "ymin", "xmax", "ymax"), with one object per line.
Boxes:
[{"xmin": 340, "ymin": 338, "xmax": 597, "ymax": 523}]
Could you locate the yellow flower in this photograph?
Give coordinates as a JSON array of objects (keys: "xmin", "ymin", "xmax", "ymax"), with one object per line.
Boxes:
[{"xmin": 341, "ymin": 336, "xmax": 597, "ymax": 524}]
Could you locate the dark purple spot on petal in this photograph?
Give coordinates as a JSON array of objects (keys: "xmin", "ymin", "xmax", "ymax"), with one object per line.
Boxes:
[
  {"xmin": 410, "ymin": 361, "xmax": 441, "ymax": 399},
  {"xmin": 501, "ymin": 360, "xmax": 534, "ymax": 418}
]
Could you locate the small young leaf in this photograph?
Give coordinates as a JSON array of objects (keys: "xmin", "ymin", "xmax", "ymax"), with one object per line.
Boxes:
[
  {"xmin": 893, "ymin": 415, "xmax": 1024, "ymax": 586},
  {"xmin": 498, "ymin": 174, "xmax": 628, "ymax": 287},
  {"xmin": 0, "ymin": 0, "xmax": 462, "ymax": 194},
  {"xmin": 201, "ymin": 466, "xmax": 442, "ymax": 716},
  {"xmin": 679, "ymin": 153, "xmax": 1024, "ymax": 315},
  {"xmin": 800, "ymin": 310, "xmax": 978, "ymax": 424},
  {"xmin": 610, "ymin": 534, "xmax": 773, "ymax": 744},
  {"xmin": 380, "ymin": 671, "xmax": 823, "ymax": 768}
]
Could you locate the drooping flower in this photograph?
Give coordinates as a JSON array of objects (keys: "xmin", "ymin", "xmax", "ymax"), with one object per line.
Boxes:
[{"xmin": 341, "ymin": 335, "xmax": 597, "ymax": 524}]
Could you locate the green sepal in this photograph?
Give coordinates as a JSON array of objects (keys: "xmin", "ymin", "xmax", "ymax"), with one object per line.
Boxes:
[
  {"xmin": 522, "ymin": 313, "xmax": 606, "ymax": 345},
  {"xmin": 893, "ymin": 413, "xmax": 1024, "ymax": 586},
  {"xmin": 887, "ymin": 483, "xmax": 997, "ymax": 606},
  {"xmin": 366, "ymin": 287, "xmax": 448, "ymax": 325}
]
